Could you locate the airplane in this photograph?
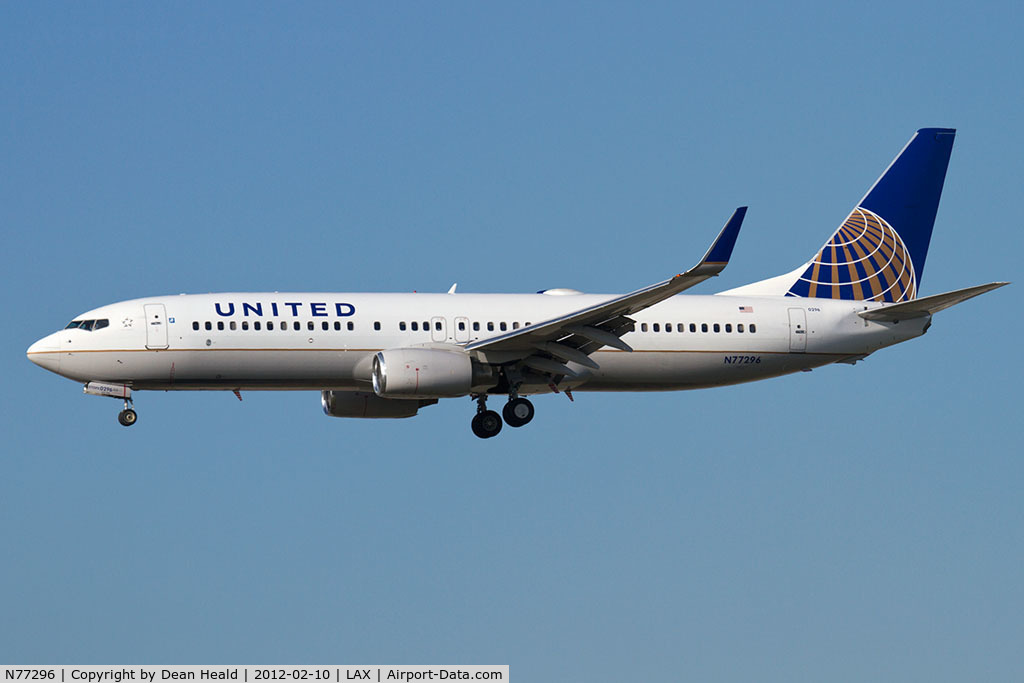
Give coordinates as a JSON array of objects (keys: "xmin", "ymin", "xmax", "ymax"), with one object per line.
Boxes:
[{"xmin": 27, "ymin": 128, "xmax": 1008, "ymax": 438}]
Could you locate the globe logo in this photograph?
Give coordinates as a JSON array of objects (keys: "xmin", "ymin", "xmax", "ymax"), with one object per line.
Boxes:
[{"xmin": 787, "ymin": 207, "xmax": 916, "ymax": 302}]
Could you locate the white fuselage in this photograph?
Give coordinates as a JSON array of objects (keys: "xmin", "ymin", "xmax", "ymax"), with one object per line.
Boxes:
[{"xmin": 27, "ymin": 291, "xmax": 928, "ymax": 394}]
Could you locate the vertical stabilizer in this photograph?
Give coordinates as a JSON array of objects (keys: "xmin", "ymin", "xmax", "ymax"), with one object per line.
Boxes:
[{"xmin": 722, "ymin": 128, "xmax": 956, "ymax": 302}]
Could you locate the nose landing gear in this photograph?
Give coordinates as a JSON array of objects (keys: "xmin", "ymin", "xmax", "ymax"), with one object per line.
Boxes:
[{"xmin": 117, "ymin": 399, "xmax": 137, "ymax": 427}]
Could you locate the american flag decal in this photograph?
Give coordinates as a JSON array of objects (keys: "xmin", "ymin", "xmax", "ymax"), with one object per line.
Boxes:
[{"xmin": 738, "ymin": 306, "xmax": 754, "ymax": 313}]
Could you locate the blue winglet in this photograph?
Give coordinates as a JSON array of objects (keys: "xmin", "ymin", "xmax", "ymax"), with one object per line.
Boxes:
[{"xmin": 701, "ymin": 206, "xmax": 747, "ymax": 265}]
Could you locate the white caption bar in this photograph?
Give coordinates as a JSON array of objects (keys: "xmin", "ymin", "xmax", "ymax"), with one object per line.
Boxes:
[{"xmin": 0, "ymin": 668, "xmax": 508, "ymax": 683}]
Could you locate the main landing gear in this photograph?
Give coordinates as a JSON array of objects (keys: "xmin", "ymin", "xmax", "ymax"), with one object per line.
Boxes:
[
  {"xmin": 117, "ymin": 399, "xmax": 137, "ymax": 427},
  {"xmin": 470, "ymin": 393, "xmax": 535, "ymax": 439},
  {"xmin": 503, "ymin": 396, "xmax": 535, "ymax": 428}
]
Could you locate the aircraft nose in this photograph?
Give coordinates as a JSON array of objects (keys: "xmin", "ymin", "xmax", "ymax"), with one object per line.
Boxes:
[{"xmin": 27, "ymin": 333, "xmax": 61, "ymax": 373}]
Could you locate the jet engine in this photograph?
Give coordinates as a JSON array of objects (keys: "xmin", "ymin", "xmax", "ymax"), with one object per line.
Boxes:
[
  {"xmin": 372, "ymin": 348, "xmax": 476, "ymax": 399},
  {"xmin": 321, "ymin": 390, "xmax": 436, "ymax": 419}
]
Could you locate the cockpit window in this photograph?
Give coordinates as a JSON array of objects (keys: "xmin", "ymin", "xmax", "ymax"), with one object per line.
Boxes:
[{"xmin": 64, "ymin": 318, "xmax": 109, "ymax": 331}]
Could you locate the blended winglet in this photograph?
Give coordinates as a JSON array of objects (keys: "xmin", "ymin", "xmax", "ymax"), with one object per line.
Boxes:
[{"xmin": 698, "ymin": 206, "xmax": 747, "ymax": 268}]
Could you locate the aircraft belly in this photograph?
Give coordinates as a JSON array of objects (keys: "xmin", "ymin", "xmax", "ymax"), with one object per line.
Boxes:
[
  {"xmin": 59, "ymin": 348, "xmax": 372, "ymax": 390},
  {"xmin": 578, "ymin": 350, "xmax": 839, "ymax": 391}
]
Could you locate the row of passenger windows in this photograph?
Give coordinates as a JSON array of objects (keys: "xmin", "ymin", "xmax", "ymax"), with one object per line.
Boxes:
[
  {"xmin": 65, "ymin": 319, "xmax": 109, "ymax": 331},
  {"xmin": 191, "ymin": 319, "xmax": 756, "ymax": 335},
  {"xmin": 397, "ymin": 321, "xmax": 531, "ymax": 332},
  {"xmin": 191, "ymin": 320, "xmax": 534, "ymax": 333},
  {"xmin": 193, "ymin": 320, "xmax": 356, "ymax": 332},
  {"xmin": 640, "ymin": 322, "xmax": 757, "ymax": 334}
]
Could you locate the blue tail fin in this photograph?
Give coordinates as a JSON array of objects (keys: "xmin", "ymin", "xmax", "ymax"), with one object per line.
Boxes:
[{"xmin": 726, "ymin": 129, "xmax": 956, "ymax": 302}]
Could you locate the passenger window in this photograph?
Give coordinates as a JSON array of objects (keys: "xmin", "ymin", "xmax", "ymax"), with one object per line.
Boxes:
[
  {"xmin": 242, "ymin": 321, "xmax": 249, "ymax": 330},
  {"xmin": 230, "ymin": 321, "xmax": 237, "ymax": 331},
  {"xmin": 713, "ymin": 323, "xmax": 720, "ymax": 333},
  {"xmin": 435, "ymin": 321, "xmax": 442, "ymax": 331},
  {"xmin": 750, "ymin": 324, "xmax": 757, "ymax": 333},
  {"xmin": 459, "ymin": 321, "xmax": 466, "ymax": 331},
  {"xmin": 690, "ymin": 323, "xmax": 696, "ymax": 333},
  {"xmin": 641, "ymin": 323, "xmax": 648, "ymax": 332},
  {"xmin": 293, "ymin": 321, "xmax": 300, "ymax": 331},
  {"xmin": 347, "ymin": 322, "xmax": 354, "ymax": 331},
  {"xmin": 267, "ymin": 321, "xmax": 274, "ymax": 330},
  {"xmin": 374, "ymin": 321, "xmax": 381, "ymax": 331},
  {"xmin": 399, "ymin": 322, "xmax": 406, "ymax": 331},
  {"xmin": 677, "ymin": 323, "xmax": 684, "ymax": 332},
  {"xmin": 653, "ymin": 323, "xmax": 660, "ymax": 332},
  {"xmin": 513, "ymin": 322, "xmax": 520, "ymax": 329},
  {"xmin": 205, "ymin": 322, "xmax": 212, "ymax": 331},
  {"xmin": 422, "ymin": 321, "xmax": 428, "ymax": 330},
  {"xmin": 217, "ymin": 321, "xmax": 225, "ymax": 331},
  {"xmin": 411, "ymin": 321, "xmax": 418, "ymax": 331},
  {"xmin": 254, "ymin": 321, "xmax": 262, "ymax": 331},
  {"xmin": 737, "ymin": 323, "xmax": 744, "ymax": 333},
  {"xmin": 664, "ymin": 323, "xmax": 671, "ymax": 332},
  {"xmin": 500, "ymin": 322, "xmax": 507, "ymax": 331},
  {"xmin": 322, "ymin": 321, "xmax": 329, "ymax": 331},
  {"xmin": 334, "ymin": 321, "xmax": 341, "ymax": 331},
  {"xmin": 701, "ymin": 323, "xmax": 708, "ymax": 333},
  {"xmin": 307, "ymin": 321, "xmax": 314, "ymax": 331},
  {"xmin": 487, "ymin": 322, "xmax": 494, "ymax": 331},
  {"xmin": 193, "ymin": 321, "xmax": 200, "ymax": 331},
  {"xmin": 725, "ymin": 324, "xmax": 732, "ymax": 333},
  {"xmin": 473, "ymin": 322, "xmax": 480, "ymax": 331}
]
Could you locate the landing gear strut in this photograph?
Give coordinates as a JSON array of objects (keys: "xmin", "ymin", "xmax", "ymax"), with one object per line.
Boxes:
[
  {"xmin": 470, "ymin": 395, "xmax": 502, "ymax": 439},
  {"xmin": 117, "ymin": 398, "xmax": 137, "ymax": 427}
]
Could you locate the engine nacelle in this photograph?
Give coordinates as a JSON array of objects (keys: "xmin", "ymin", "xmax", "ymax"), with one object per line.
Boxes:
[
  {"xmin": 321, "ymin": 390, "xmax": 436, "ymax": 419},
  {"xmin": 372, "ymin": 348, "xmax": 474, "ymax": 399}
]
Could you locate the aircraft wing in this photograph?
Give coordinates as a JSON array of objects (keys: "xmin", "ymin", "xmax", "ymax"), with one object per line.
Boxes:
[
  {"xmin": 465, "ymin": 207, "xmax": 747, "ymax": 369},
  {"xmin": 857, "ymin": 282, "xmax": 1009, "ymax": 321}
]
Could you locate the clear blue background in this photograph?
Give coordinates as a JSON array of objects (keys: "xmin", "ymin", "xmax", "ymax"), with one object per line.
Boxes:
[{"xmin": 2, "ymin": 2, "xmax": 1022, "ymax": 679}]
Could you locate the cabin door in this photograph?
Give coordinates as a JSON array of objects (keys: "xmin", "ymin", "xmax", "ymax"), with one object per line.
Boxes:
[
  {"xmin": 788, "ymin": 308, "xmax": 807, "ymax": 352},
  {"xmin": 144, "ymin": 303, "xmax": 169, "ymax": 349}
]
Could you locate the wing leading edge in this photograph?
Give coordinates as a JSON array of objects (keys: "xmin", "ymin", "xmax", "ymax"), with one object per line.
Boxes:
[{"xmin": 465, "ymin": 207, "xmax": 747, "ymax": 367}]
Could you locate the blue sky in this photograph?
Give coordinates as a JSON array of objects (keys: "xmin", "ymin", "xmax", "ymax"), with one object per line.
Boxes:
[{"xmin": 2, "ymin": 2, "xmax": 1022, "ymax": 679}]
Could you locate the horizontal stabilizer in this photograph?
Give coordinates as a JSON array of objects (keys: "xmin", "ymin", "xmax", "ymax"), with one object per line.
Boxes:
[{"xmin": 858, "ymin": 282, "xmax": 1008, "ymax": 321}]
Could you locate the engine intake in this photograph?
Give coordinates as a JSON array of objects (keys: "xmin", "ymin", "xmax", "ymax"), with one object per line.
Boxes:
[
  {"xmin": 372, "ymin": 348, "xmax": 474, "ymax": 399},
  {"xmin": 321, "ymin": 391, "xmax": 436, "ymax": 419}
]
